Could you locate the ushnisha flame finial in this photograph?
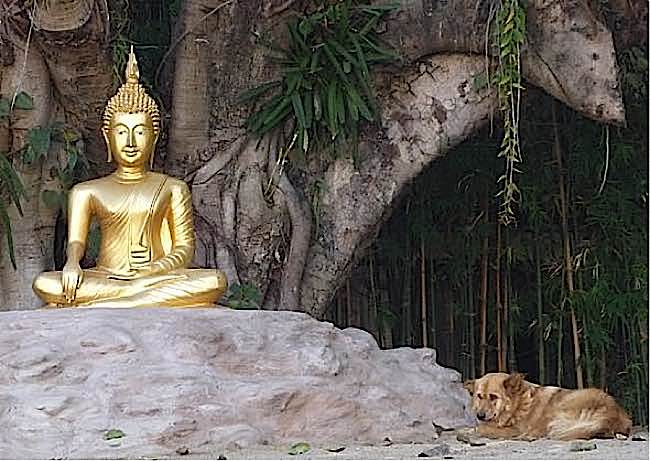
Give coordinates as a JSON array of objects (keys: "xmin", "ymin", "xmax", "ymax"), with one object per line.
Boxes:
[{"xmin": 125, "ymin": 45, "xmax": 140, "ymax": 84}]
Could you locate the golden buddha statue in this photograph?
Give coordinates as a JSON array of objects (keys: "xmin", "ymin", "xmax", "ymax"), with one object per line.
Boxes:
[{"xmin": 33, "ymin": 48, "xmax": 227, "ymax": 308}]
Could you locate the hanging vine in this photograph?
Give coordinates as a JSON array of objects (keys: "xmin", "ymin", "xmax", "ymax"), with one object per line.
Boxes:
[{"xmin": 493, "ymin": 0, "xmax": 526, "ymax": 226}]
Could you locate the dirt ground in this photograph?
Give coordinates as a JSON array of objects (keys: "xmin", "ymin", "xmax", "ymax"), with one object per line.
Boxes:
[{"xmin": 168, "ymin": 428, "xmax": 649, "ymax": 460}]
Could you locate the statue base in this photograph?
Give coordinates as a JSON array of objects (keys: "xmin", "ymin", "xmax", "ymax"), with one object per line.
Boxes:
[{"xmin": 0, "ymin": 308, "xmax": 474, "ymax": 458}]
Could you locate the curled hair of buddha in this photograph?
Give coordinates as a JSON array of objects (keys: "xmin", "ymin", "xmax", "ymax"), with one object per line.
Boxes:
[{"xmin": 103, "ymin": 46, "xmax": 161, "ymax": 164}]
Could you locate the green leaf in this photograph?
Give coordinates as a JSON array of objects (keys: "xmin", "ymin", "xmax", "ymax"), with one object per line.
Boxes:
[
  {"xmin": 303, "ymin": 90, "xmax": 313, "ymax": 128},
  {"xmin": 313, "ymin": 91, "xmax": 322, "ymax": 122},
  {"xmin": 347, "ymin": 92, "xmax": 359, "ymax": 121},
  {"xmin": 262, "ymin": 96, "xmax": 292, "ymax": 128},
  {"xmin": 0, "ymin": 202, "xmax": 17, "ymax": 269},
  {"xmin": 41, "ymin": 190, "xmax": 63, "ymax": 210},
  {"xmin": 326, "ymin": 81, "xmax": 338, "ymax": 138},
  {"xmin": 288, "ymin": 442, "xmax": 311, "ymax": 455},
  {"xmin": 0, "ymin": 153, "xmax": 24, "ymax": 215},
  {"xmin": 259, "ymin": 103, "xmax": 292, "ymax": 136},
  {"xmin": 350, "ymin": 35, "xmax": 369, "ymax": 78},
  {"xmin": 104, "ymin": 429, "xmax": 125, "ymax": 440},
  {"xmin": 24, "ymin": 126, "xmax": 52, "ymax": 162},
  {"xmin": 309, "ymin": 49, "xmax": 321, "ymax": 74},
  {"xmin": 298, "ymin": 18, "xmax": 313, "ymax": 37},
  {"xmin": 13, "ymin": 91, "xmax": 34, "ymax": 110},
  {"xmin": 0, "ymin": 98, "xmax": 10, "ymax": 118},
  {"xmin": 291, "ymin": 92, "xmax": 307, "ymax": 130},
  {"xmin": 472, "ymin": 72, "xmax": 489, "ymax": 92},
  {"xmin": 360, "ymin": 36, "xmax": 400, "ymax": 62},
  {"xmin": 348, "ymin": 86, "xmax": 373, "ymax": 121},
  {"xmin": 237, "ymin": 81, "xmax": 281, "ymax": 103},
  {"xmin": 335, "ymin": 84, "xmax": 346, "ymax": 125},
  {"xmin": 322, "ymin": 42, "xmax": 351, "ymax": 87},
  {"xmin": 358, "ymin": 14, "xmax": 379, "ymax": 36}
]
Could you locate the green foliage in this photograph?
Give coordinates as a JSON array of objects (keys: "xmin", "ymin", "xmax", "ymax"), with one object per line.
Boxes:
[
  {"xmin": 241, "ymin": 0, "xmax": 400, "ymax": 156},
  {"xmin": 103, "ymin": 429, "xmax": 125, "ymax": 440},
  {"xmin": 223, "ymin": 282, "xmax": 263, "ymax": 309},
  {"xmin": 0, "ymin": 92, "xmax": 33, "ymax": 118},
  {"xmin": 13, "ymin": 92, "xmax": 34, "ymax": 110},
  {"xmin": 0, "ymin": 91, "xmax": 34, "ymax": 268},
  {"xmin": 21, "ymin": 123, "xmax": 90, "ymax": 212},
  {"xmin": 0, "ymin": 89, "xmax": 90, "ymax": 268},
  {"xmin": 288, "ymin": 442, "xmax": 311, "ymax": 455},
  {"xmin": 0, "ymin": 153, "xmax": 25, "ymax": 269},
  {"xmin": 493, "ymin": 0, "xmax": 526, "ymax": 225}
]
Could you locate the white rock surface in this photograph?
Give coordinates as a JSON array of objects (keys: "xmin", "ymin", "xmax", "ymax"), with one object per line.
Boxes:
[{"xmin": 0, "ymin": 308, "xmax": 474, "ymax": 458}]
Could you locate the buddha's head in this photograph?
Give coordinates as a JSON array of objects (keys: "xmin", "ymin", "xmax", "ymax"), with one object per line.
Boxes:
[{"xmin": 102, "ymin": 47, "xmax": 161, "ymax": 168}]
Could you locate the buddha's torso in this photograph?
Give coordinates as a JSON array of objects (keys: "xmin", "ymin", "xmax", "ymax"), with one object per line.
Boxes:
[{"xmin": 75, "ymin": 172, "xmax": 189, "ymax": 276}]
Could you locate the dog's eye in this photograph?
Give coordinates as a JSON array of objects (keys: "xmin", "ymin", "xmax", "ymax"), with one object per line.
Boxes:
[
  {"xmin": 489, "ymin": 394, "xmax": 498, "ymax": 401},
  {"xmin": 476, "ymin": 393, "xmax": 484, "ymax": 399}
]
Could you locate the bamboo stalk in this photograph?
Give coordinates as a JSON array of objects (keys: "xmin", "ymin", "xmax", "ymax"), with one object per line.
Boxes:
[
  {"xmin": 420, "ymin": 238, "xmax": 428, "ymax": 347},
  {"xmin": 599, "ymin": 344, "xmax": 606, "ymax": 390},
  {"xmin": 479, "ymin": 196, "xmax": 489, "ymax": 376},
  {"xmin": 535, "ymin": 239, "xmax": 545, "ymax": 384},
  {"xmin": 368, "ymin": 252, "xmax": 379, "ymax": 339},
  {"xmin": 468, "ymin": 239, "xmax": 476, "ymax": 378},
  {"xmin": 552, "ymin": 101, "xmax": 584, "ymax": 389},
  {"xmin": 402, "ymin": 238, "xmax": 412, "ymax": 345},
  {"xmin": 506, "ymin": 236, "xmax": 516, "ymax": 372},
  {"xmin": 429, "ymin": 256, "xmax": 437, "ymax": 349},
  {"xmin": 379, "ymin": 267, "xmax": 394, "ymax": 349},
  {"xmin": 495, "ymin": 222, "xmax": 504, "ymax": 371},
  {"xmin": 557, "ymin": 308, "xmax": 563, "ymax": 387},
  {"xmin": 346, "ymin": 278, "xmax": 352, "ymax": 327}
]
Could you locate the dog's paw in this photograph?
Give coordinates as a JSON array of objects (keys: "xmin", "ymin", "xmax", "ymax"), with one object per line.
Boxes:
[{"xmin": 615, "ymin": 433, "xmax": 628, "ymax": 440}]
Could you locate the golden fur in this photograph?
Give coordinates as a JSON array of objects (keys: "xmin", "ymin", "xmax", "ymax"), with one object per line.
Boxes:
[{"xmin": 464, "ymin": 372, "xmax": 632, "ymax": 440}]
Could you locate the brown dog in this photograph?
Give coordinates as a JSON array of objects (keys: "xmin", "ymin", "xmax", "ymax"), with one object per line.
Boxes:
[{"xmin": 464, "ymin": 372, "xmax": 632, "ymax": 440}]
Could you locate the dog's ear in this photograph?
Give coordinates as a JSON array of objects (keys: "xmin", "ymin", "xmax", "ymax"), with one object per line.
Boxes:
[
  {"xmin": 504, "ymin": 372, "xmax": 526, "ymax": 395},
  {"xmin": 463, "ymin": 379, "xmax": 475, "ymax": 396}
]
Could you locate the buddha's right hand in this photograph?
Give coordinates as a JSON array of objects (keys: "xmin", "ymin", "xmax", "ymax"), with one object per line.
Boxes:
[{"xmin": 62, "ymin": 262, "xmax": 84, "ymax": 303}]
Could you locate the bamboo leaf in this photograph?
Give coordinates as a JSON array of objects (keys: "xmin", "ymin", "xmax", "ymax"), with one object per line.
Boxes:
[
  {"xmin": 0, "ymin": 153, "xmax": 25, "ymax": 215},
  {"xmin": 313, "ymin": 90, "xmax": 322, "ymax": 122},
  {"xmin": 322, "ymin": 41, "xmax": 352, "ymax": 86},
  {"xmin": 336, "ymin": 84, "xmax": 346, "ymax": 125},
  {"xmin": 291, "ymin": 92, "xmax": 307, "ymax": 130},
  {"xmin": 348, "ymin": 86, "xmax": 373, "ymax": 121},
  {"xmin": 237, "ymin": 81, "xmax": 281, "ymax": 103},
  {"xmin": 0, "ymin": 202, "xmax": 16, "ymax": 269},
  {"xmin": 327, "ymin": 81, "xmax": 338, "ymax": 138},
  {"xmin": 350, "ymin": 35, "xmax": 369, "ymax": 78},
  {"xmin": 303, "ymin": 90, "xmax": 313, "ymax": 128}
]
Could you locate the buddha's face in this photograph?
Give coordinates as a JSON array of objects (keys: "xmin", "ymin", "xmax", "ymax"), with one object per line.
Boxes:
[{"xmin": 104, "ymin": 112, "xmax": 158, "ymax": 168}]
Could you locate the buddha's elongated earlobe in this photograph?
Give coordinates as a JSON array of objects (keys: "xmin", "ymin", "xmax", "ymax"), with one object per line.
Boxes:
[{"xmin": 103, "ymin": 130, "xmax": 112, "ymax": 162}]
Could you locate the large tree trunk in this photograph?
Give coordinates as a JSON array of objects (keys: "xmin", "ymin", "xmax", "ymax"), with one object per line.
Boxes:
[
  {"xmin": 0, "ymin": 0, "xmax": 635, "ymax": 313},
  {"xmin": 166, "ymin": 0, "xmax": 626, "ymax": 317},
  {"xmin": 0, "ymin": 0, "xmax": 112, "ymax": 309}
]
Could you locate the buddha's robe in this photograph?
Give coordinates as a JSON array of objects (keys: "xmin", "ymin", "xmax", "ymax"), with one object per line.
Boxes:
[{"xmin": 33, "ymin": 172, "xmax": 226, "ymax": 308}]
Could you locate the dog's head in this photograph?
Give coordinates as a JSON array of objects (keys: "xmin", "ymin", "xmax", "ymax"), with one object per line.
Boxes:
[{"xmin": 464, "ymin": 372, "xmax": 526, "ymax": 424}]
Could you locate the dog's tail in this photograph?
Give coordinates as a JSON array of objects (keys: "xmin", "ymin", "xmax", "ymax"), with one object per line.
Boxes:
[{"xmin": 548, "ymin": 407, "xmax": 632, "ymax": 440}]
